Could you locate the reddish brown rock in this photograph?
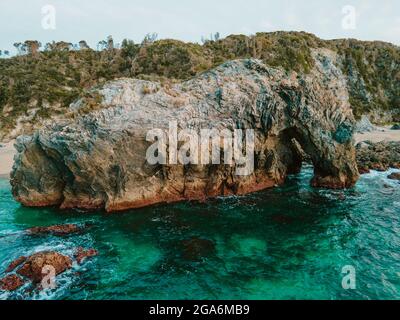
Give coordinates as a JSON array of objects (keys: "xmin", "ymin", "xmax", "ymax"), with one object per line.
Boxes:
[
  {"xmin": 181, "ymin": 238, "xmax": 215, "ymax": 261},
  {"xmin": 26, "ymin": 224, "xmax": 83, "ymax": 236},
  {"xmin": 388, "ymin": 172, "xmax": 400, "ymax": 181},
  {"xmin": 74, "ymin": 247, "xmax": 98, "ymax": 264},
  {"xmin": 358, "ymin": 167, "xmax": 370, "ymax": 175},
  {"xmin": 5, "ymin": 256, "xmax": 27, "ymax": 273},
  {"xmin": 371, "ymin": 163, "xmax": 387, "ymax": 172},
  {"xmin": 17, "ymin": 251, "xmax": 72, "ymax": 283},
  {"xmin": 0, "ymin": 274, "xmax": 25, "ymax": 291}
]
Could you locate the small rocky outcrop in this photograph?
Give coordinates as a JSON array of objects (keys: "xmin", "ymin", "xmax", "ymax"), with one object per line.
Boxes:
[
  {"xmin": 16, "ymin": 251, "xmax": 72, "ymax": 283},
  {"xmin": 26, "ymin": 224, "xmax": 83, "ymax": 236},
  {"xmin": 74, "ymin": 247, "xmax": 98, "ymax": 264},
  {"xmin": 5, "ymin": 256, "xmax": 27, "ymax": 273},
  {"xmin": 1, "ymin": 249, "xmax": 98, "ymax": 292},
  {"xmin": 388, "ymin": 172, "xmax": 400, "ymax": 181},
  {"xmin": 356, "ymin": 141, "xmax": 400, "ymax": 174},
  {"xmin": 11, "ymin": 52, "xmax": 359, "ymax": 212},
  {"xmin": 0, "ymin": 274, "xmax": 25, "ymax": 291}
]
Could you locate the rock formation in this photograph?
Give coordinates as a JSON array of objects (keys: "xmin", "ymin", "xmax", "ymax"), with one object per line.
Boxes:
[
  {"xmin": 74, "ymin": 247, "xmax": 98, "ymax": 264},
  {"xmin": 26, "ymin": 224, "xmax": 84, "ymax": 236},
  {"xmin": 16, "ymin": 251, "xmax": 72, "ymax": 283},
  {"xmin": 356, "ymin": 141, "xmax": 400, "ymax": 173},
  {"xmin": 0, "ymin": 249, "xmax": 98, "ymax": 292},
  {"xmin": 11, "ymin": 51, "xmax": 359, "ymax": 212}
]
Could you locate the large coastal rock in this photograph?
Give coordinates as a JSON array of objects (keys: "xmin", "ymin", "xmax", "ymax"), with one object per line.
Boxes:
[{"xmin": 11, "ymin": 52, "xmax": 359, "ymax": 212}]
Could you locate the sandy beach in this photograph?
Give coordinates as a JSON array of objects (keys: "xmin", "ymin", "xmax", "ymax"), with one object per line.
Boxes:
[
  {"xmin": 355, "ymin": 127, "xmax": 400, "ymax": 144},
  {"xmin": 0, "ymin": 141, "xmax": 15, "ymax": 179}
]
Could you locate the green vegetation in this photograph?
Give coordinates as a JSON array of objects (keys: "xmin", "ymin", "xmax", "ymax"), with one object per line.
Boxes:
[
  {"xmin": 0, "ymin": 32, "xmax": 399, "ymax": 138},
  {"xmin": 332, "ymin": 39, "xmax": 400, "ymax": 119}
]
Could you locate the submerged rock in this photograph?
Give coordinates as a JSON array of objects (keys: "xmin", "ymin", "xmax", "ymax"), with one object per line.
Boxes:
[
  {"xmin": 11, "ymin": 52, "xmax": 359, "ymax": 212},
  {"xmin": 0, "ymin": 274, "xmax": 25, "ymax": 291},
  {"xmin": 181, "ymin": 238, "xmax": 216, "ymax": 261},
  {"xmin": 26, "ymin": 224, "xmax": 83, "ymax": 236},
  {"xmin": 16, "ymin": 251, "xmax": 72, "ymax": 283}
]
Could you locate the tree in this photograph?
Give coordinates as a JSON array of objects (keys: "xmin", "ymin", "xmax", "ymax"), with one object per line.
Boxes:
[
  {"xmin": 79, "ymin": 40, "xmax": 90, "ymax": 50},
  {"xmin": 121, "ymin": 39, "xmax": 137, "ymax": 58},
  {"xmin": 142, "ymin": 33, "xmax": 158, "ymax": 46},
  {"xmin": 107, "ymin": 35, "xmax": 114, "ymax": 50},
  {"xmin": 24, "ymin": 40, "xmax": 41, "ymax": 55},
  {"xmin": 97, "ymin": 40, "xmax": 107, "ymax": 51},
  {"xmin": 4, "ymin": 50, "xmax": 9, "ymax": 56},
  {"xmin": 13, "ymin": 42, "xmax": 26, "ymax": 55}
]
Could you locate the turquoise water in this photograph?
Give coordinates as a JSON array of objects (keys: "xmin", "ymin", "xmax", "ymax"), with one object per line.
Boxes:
[{"xmin": 0, "ymin": 165, "xmax": 399, "ymax": 300}]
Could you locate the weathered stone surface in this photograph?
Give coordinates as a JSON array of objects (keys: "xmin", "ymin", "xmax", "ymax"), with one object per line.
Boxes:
[
  {"xmin": 5, "ymin": 256, "xmax": 27, "ymax": 273},
  {"xmin": 356, "ymin": 141, "xmax": 400, "ymax": 173},
  {"xmin": 0, "ymin": 274, "xmax": 25, "ymax": 291},
  {"xmin": 74, "ymin": 247, "xmax": 98, "ymax": 264},
  {"xmin": 16, "ymin": 251, "xmax": 72, "ymax": 283},
  {"xmin": 26, "ymin": 224, "xmax": 83, "ymax": 236},
  {"xmin": 11, "ymin": 52, "xmax": 359, "ymax": 212}
]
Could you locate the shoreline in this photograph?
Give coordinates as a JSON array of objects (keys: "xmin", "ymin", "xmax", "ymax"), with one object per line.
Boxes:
[
  {"xmin": 0, "ymin": 141, "xmax": 15, "ymax": 179},
  {"xmin": 354, "ymin": 126, "xmax": 400, "ymax": 144}
]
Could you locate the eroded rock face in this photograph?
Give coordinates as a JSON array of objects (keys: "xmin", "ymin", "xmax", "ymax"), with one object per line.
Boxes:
[{"xmin": 11, "ymin": 52, "xmax": 359, "ymax": 212}]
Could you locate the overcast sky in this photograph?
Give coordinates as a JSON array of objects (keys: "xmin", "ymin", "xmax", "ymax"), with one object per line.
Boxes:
[{"xmin": 0, "ymin": 0, "xmax": 399, "ymax": 53}]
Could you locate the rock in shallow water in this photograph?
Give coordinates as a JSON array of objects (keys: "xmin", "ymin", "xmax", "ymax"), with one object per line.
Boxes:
[
  {"xmin": 74, "ymin": 247, "xmax": 98, "ymax": 264},
  {"xmin": 5, "ymin": 256, "xmax": 27, "ymax": 273},
  {"xmin": 11, "ymin": 53, "xmax": 359, "ymax": 212},
  {"xmin": 16, "ymin": 251, "xmax": 72, "ymax": 283},
  {"xmin": 356, "ymin": 141, "xmax": 400, "ymax": 173},
  {"xmin": 388, "ymin": 172, "xmax": 400, "ymax": 181},
  {"xmin": 26, "ymin": 224, "xmax": 84, "ymax": 236},
  {"xmin": 0, "ymin": 274, "xmax": 25, "ymax": 291}
]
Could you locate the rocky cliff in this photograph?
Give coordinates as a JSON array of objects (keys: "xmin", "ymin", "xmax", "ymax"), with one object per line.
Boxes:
[{"xmin": 11, "ymin": 50, "xmax": 359, "ymax": 212}]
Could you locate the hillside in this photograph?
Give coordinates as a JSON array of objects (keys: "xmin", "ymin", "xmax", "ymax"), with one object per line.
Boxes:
[{"xmin": 0, "ymin": 31, "xmax": 399, "ymax": 141}]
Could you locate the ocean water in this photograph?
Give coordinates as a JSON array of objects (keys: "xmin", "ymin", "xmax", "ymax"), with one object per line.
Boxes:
[{"xmin": 0, "ymin": 164, "xmax": 399, "ymax": 300}]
